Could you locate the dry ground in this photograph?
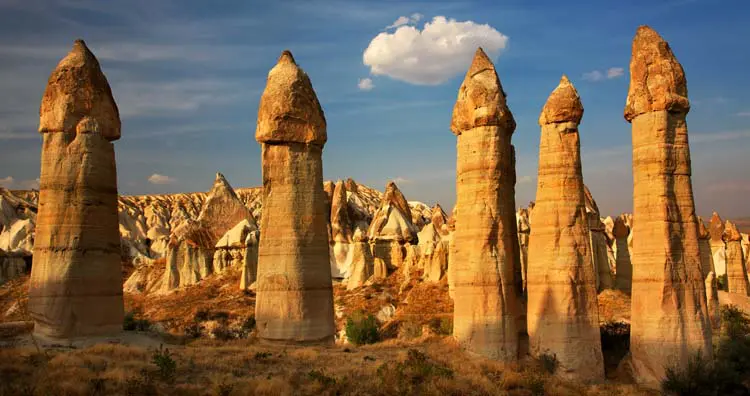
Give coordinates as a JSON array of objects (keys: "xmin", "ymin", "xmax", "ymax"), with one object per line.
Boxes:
[{"xmin": 0, "ymin": 336, "xmax": 653, "ymax": 396}]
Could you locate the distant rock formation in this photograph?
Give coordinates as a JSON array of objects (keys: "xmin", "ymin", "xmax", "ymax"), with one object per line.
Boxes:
[
  {"xmin": 724, "ymin": 220, "xmax": 749, "ymax": 296},
  {"xmin": 613, "ymin": 215, "xmax": 632, "ymax": 292},
  {"xmin": 254, "ymin": 50, "xmax": 334, "ymax": 343},
  {"xmin": 450, "ymin": 48, "xmax": 524, "ymax": 361},
  {"xmin": 346, "ymin": 229, "xmax": 374, "ymax": 290},
  {"xmin": 330, "ymin": 180, "xmax": 353, "ymax": 278},
  {"xmin": 698, "ymin": 217, "xmax": 719, "ymax": 327},
  {"xmin": 709, "ymin": 212, "xmax": 727, "ymax": 275},
  {"xmin": 28, "ymin": 40, "xmax": 124, "ymax": 339},
  {"xmin": 367, "ymin": 181, "xmax": 418, "ymax": 273},
  {"xmin": 162, "ymin": 173, "xmax": 255, "ymax": 291},
  {"xmin": 584, "ymin": 186, "xmax": 614, "ymax": 291},
  {"xmin": 516, "ymin": 208, "xmax": 530, "ymax": 292},
  {"xmin": 526, "ymin": 76, "xmax": 604, "ymax": 380},
  {"xmin": 622, "ymin": 26, "xmax": 712, "ymax": 387}
]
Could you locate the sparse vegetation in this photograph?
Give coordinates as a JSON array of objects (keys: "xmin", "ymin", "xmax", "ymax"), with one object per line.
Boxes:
[
  {"xmin": 375, "ymin": 349, "xmax": 454, "ymax": 394},
  {"xmin": 537, "ymin": 351, "xmax": 559, "ymax": 374},
  {"xmin": 428, "ymin": 316, "xmax": 453, "ymax": 335},
  {"xmin": 661, "ymin": 305, "xmax": 750, "ymax": 395},
  {"xmin": 151, "ymin": 344, "xmax": 177, "ymax": 383},
  {"xmin": 123, "ymin": 311, "xmax": 151, "ymax": 332},
  {"xmin": 345, "ymin": 311, "xmax": 380, "ymax": 345},
  {"xmin": 717, "ymin": 274, "xmax": 728, "ymax": 291}
]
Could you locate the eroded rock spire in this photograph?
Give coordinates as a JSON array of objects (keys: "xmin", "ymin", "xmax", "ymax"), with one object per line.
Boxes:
[
  {"xmin": 623, "ymin": 25, "xmax": 712, "ymax": 387},
  {"xmin": 28, "ymin": 40, "xmax": 124, "ymax": 338},
  {"xmin": 254, "ymin": 50, "xmax": 334, "ymax": 343},
  {"xmin": 450, "ymin": 48, "xmax": 523, "ymax": 361},
  {"xmin": 527, "ymin": 76, "xmax": 604, "ymax": 380}
]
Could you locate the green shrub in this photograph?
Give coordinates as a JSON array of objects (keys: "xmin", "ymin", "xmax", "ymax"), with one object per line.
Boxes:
[
  {"xmin": 428, "ymin": 316, "xmax": 453, "ymax": 335},
  {"xmin": 399, "ymin": 320, "xmax": 423, "ymax": 339},
  {"xmin": 717, "ymin": 274, "xmax": 728, "ymax": 291},
  {"xmin": 376, "ymin": 349, "xmax": 453, "ymax": 394},
  {"xmin": 151, "ymin": 344, "xmax": 177, "ymax": 382},
  {"xmin": 123, "ymin": 311, "xmax": 151, "ymax": 331},
  {"xmin": 345, "ymin": 312, "xmax": 380, "ymax": 345},
  {"xmin": 661, "ymin": 351, "xmax": 715, "ymax": 395},
  {"xmin": 308, "ymin": 369, "xmax": 337, "ymax": 387},
  {"xmin": 537, "ymin": 351, "xmax": 559, "ymax": 374}
]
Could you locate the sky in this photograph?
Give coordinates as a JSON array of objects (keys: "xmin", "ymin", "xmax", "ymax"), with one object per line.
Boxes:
[{"xmin": 0, "ymin": 0, "xmax": 749, "ymax": 218}]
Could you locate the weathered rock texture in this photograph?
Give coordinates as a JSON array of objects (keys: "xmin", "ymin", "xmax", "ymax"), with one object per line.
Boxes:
[
  {"xmin": 367, "ymin": 181, "xmax": 418, "ymax": 273},
  {"xmin": 28, "ymin": 40, "xmax": 124, "ymax": 338},
  {"xmin": 724, "ymin": 220, "xmax": 749, "ymax": 296},
  {"xmin": 526, "ymin": 76, "xmax": 604, "ymax": 380},
  {"xmin": 623, "ymin": 26, "xmax": 712, "ymax": 386},
  {"xmin": 254, "ymin": 51, "xmax": 334, "ymax": 343},
  {"xmin": 708, "ymin": 212, "xmax": 727, "ymax": 275},
  {"xmin": 450, "ymin": 48, "xmax": 524, "ymax": 361},
  {"xmin": 613, "ymin": 215, "xmax": 633, "ymax": 292},
  {"xmin": 697, "ymin": 218, "xmax": 719, "ymax": 327},
  {"xmin": 346, "ymin": 229, "xmax": 373, "ymax": 290},
  {"xmin": 516, "ymin": 208, "xmax": 530, "ymax": 292},
  {"xmin": 584, "ymin": 186, "xmax": 614, "ymax": 291},
  {"xmin": 330, "ymin": 180, "xmax": 353, "ymax": 278}
]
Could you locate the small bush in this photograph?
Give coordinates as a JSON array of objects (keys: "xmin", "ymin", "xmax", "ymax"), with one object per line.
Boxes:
[
  {"xmin": 194, "ymin": 309, "xmax": 211, "ymax": 322},
  {"xmin": 151, "ymin": 344, "xmax": 177, "ymax": 382},
  {"xmin": 87, "ymin": 377, "xmax": 107, "ymax": 396},
  {"xmin": 428, "ymin": 316, "xmax": 453, "ymax": 336},
  {"xmin": 399, "ymin": 320, "xmax": 423, "ymax": 339},
  {"xmin": 717, "ymin": 274, "xmax": 728, "ymax": 291},
  {"xmin": 537, "ymin": 351, "xmax": 559, "ymax": 374},
  {"xmin": 345, "ymin": 312, "xmax": 380, "ymax": 345},
  {"xmin": 241, "ymin": 315, "xmax": 256, "ymax": 332},
  {"xmin": 661, "ymin": 351, "xmax": 715, "ymax": 396},
  {"xmin": 214, "ymin": 381, "xmax": 234, "ymax": 396},
  {"xmin": 123, "ymin": 311, "xmax": 151, "ymax": 331},
  {"xmin": 308, "ymin": 369, "xmax": 337, "ymax": 387},
  {"xmin": 184, "ymin": 322, "xmax": 203, "ymax": 338},
  {"xmin": 376, "ymin": 349, "xmax": 453, "ymax": 394},
  {"xmin": 254, "ymin": 352, "xmax": 272, "ymax": 361},
  {"xmin": 125, "ymin": 369, "xmax": 157, "ymax": 396},
  {"xmin": 211, "ymin": 323, "xmax": 237, "ymax": 341}
]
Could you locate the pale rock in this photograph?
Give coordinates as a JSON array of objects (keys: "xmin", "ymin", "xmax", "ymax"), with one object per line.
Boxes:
[
  {"xmin": 254, "ymin": 50, "xmax": 334, "ymax": 343},
  {"xmin": 346, "ymin": 229, "xmax": 374, "ymax": 290},
  {"xmin": 708, "ymin": 212, "xmax": 727, "ymax": 276},
  {"xmin": 526, "ymin": 75, "xmax": 604, "ymax": 380},
  {"xmin": 450, "ymin": 48, "xmax": 524, "ymax": 361},
  {"xmin": 27, "ymin": 40, "xmax": 125, "ymax": 339},
  {"xmin": 724, "ymin": 220, "xmax": 749, "ymax": 296},
  {"xmin": 622, "ymin": 26, "xmax": 712, "ymax": 387},
  {"xmin": 613, "ymin": 215, "xmax": 633, "ymax": 292}
]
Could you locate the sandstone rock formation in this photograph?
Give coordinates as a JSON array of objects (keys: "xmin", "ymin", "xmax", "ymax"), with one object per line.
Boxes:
[
  {"xmin": 367, "ymin": 181, "xmax": 418, "ymax": 273},
  {"xmin": 724, "ymin": 220, "xmax": 749, "ymax": 296},
  {"xmin": 28, "ymin": 40, "xmax": 124, "ymax": 338},
  {"xmin": 450, "ymin": 48, "xmax": 524, "ymax": 361},
  {"xmin": 623, "ymin": 26, "xmax": 712, "ymax": 386},
  {"xmin": 698, "ymin": 218, "xmax": 720, "ymax": 327},
  {"xmin": 346, "ymin": 229, "xmax": 373, "ymax": 290},
  {"xmin": 516, "ymin": 208, "xmax": 531, "ymax": 292},
  {"xmin": 584, "ymin": 186, "xmax": 614, "ymax": 291},
  {"xmin": 163, "ymin": 173, "xmax": 255, "ymax": 291},
  {"xmin": 330, "ymin": 180, "xmax": 353, "ymax": 278},
  {"xmin": 240, "ymin": 229, "xmax": 259, "ymax": 290},
  {"xmin": 708, "ymin": 212, "xmax": 727, "ymax": 275},
  {"xmin": 0, "ymin": 249, "xmax": 28, "ymax": 286},
  {"xmin": 526, "ymin": 76, "xmax": 604, "ymax": 380},
  {"xmin": 613, "ymin": 215, "xmax": 632, "ymax": 292},
  {"xmin": 254, "ymin": 50, "xmax": 334, "ymax": 343}
]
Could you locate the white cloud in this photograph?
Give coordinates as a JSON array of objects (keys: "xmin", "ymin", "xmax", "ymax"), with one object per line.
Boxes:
[
  {"xmin": 583, "ymin": 67, "xmax": 624, "ymax": 82},
  {"xmin": 517, "ymin": 175, "xmax": 534, "ymax": 184},
  {"xmin": 0, "ymin": 176, "xmax": 15, "ymax": 188},
  {"xmin": 363, "ymin": 16, "xmax": 509, "ymax": 85},
  {"xmin": 357, "ymin": 78, "xmax": 375, "ymax": 91},
  {"xmin": 606, "ymin": 67, "xmax": 624, "ymax": 79},
  {"xmin": 392, "ymin": 177, "xmax": 411, "ymax": 184},
  {"xmin": 691, "ymin": 130, "xmax": 750, "ymax": 143},
  {"xmin": 148, "ymin": 173, "xmax": 176, "ymax": 185}
]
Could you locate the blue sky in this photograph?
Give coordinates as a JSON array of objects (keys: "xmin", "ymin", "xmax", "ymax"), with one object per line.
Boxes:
[{"xmin": 0, "ymin": 0, "xmax": 749, "ymax": 218}]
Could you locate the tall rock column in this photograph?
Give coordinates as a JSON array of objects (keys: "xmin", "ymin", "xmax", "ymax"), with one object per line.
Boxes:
[
  {"xmin": 708, "ymin": 212, "xmax": 727, "ymax": 276},
  {"xmin": 450, "ymin": 48, "xmax": 524, "ymax": 361},
  {"xmin": 526, "ymin": 76, "xmax": 604, "ymax": 380},
  {"xmin": 28, "ymin": 40, "xmax": 124, "ymax": 338},
  {"xmin": 254, "ymin": 51, "xmax": 334, "ymax": 343},
  {"xmin": 724, "ymin": 220, "xmax": 749, "ymax": 296},
  {"xmin": 623, "ymin": 26, "xmax": 712, "ymax": 386}
]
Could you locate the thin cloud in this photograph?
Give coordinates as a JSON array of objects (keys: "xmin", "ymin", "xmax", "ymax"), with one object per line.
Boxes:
[
  {"xmin": 691, "ymin": 130, "xmax": 750, "ymax": 143},
  {"xmin": 0, "ymin": 176, "xmax": 40, "ymax": 190},
  {"xmin": 0, "ymin": 176, "xmax": 14, "ymax": 187},
  {"xmin": 384, "ymin": 13, "xmax": 423, "ymax": 30},
  {"xmin": 583, "ymin": 67, "xmax": 624, "ymax": 82},
  {"xmin": 517, "ymin": 175, "xmax": 534, "ymax": 184},
  {"xmin": 736, "ymin": 111, "xmax": 750, "ymax": 117},
  {"xmin": 148, "ymin": 173, "xmax": 176, "ymax": 185},
  {"xmin": 357, "ymin": 77, "xmax": 374, "ymax": 91},
  {"xmin": 392, "ymin": 177, "xmax": 411, "ymax": 185}
]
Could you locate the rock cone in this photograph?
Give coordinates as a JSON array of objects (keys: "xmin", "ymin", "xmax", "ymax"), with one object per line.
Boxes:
[
  {"xmin": 724, "ymin": 220, "xmax": 749, "ymax": 296},
  {"xmin": 613, "ymin": 215, "xmax": 632, "ymax": 292},
  {"xmin": 450, "ymin": 48, "xmax": 524, "ymax": 361},
  {"xmin": 254, "ymin": 50, "xmax": 334, "ymax": 343},
  {"xmin": 526, "ymin": 76, "xmax": 604, "ymax": 380},
  {"xmin": 623, "ymin": 26, "xmax": 712, "ymax": 387},
  {"xmin": 28, "ymin": 40, "xmax": 124, "ymax": 339}
]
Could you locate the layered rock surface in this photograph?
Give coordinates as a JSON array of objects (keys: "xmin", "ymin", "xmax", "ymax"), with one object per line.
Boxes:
[
  {"xmin": 450, "ymin": 48, "xmax": 524, "ymax": 361},
  {"xmin": 526, "ymin": 76, "xmax": 603, "ymax": 380},
  {"xmin": 724, "ymin": 220, "xmax": 749, "ymax": 296},
  {"xmin": 623, "ymin": 26, "xmax": 712, "ymax": 386},
  {"xmin": 254, "ymin": 51, "xmax": 334, "ymax": 343},
  {"xmin": 28, "ymin": 40, "xmax": 124, "ymax": 339}
]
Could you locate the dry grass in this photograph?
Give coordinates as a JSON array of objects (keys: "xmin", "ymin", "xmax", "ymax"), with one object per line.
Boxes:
[
  {"xmin": 598, "ymin": 289, "xmax": 631, "ymax": 324},
  {"xmin": 0, "ymin": 338, "xmax": 655, "ymax": 396}
]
